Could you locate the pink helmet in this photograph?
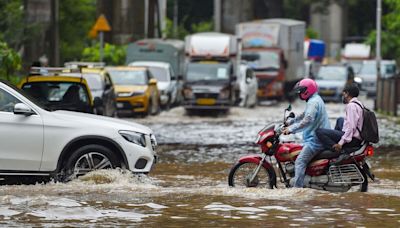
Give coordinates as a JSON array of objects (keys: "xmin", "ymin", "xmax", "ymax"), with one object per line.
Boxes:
[{"xmin": 294, "ymin": 78, "xmax": 318, "ymax": 100}]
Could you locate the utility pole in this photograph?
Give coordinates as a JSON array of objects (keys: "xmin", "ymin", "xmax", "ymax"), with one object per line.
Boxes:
[
  {"xmin": 376, "ymin": 0, "xmax": 382, "ymax": 110},
  {"xmin": 50, "ymin": 0, "xmax": 59, "ymax": 66},
  {"xmin": 214, "ymin": 0, "xmax": 221, "ymax": 32},
  {"xmin": 173, "ymin": 0, "xmax": 178, "ymax": 38}
]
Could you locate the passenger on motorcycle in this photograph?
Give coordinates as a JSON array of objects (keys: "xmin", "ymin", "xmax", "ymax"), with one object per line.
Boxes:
[
  {"xmin": 282, "ymin": 78, "xmax": 330, "ymax": 188},
  {"xmin": 316, "ymin": 83, "xmax": 364, "ymax": 161}
]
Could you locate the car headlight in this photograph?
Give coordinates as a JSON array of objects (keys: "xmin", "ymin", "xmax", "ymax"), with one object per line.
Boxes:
[
  {"xmin": 118, "ymin": 91, "xmax": 145, "ymax": 97},
  {"xmin": 119, "ymin": 130, "xmax": 146, "ymax": 147},
  {"xmin": 219, "ymin": 88, "xmax": 230, "ymax": 99},
  {"xmin": 183, "ymin": 88, "xmax": 193, "ymax": 99}
]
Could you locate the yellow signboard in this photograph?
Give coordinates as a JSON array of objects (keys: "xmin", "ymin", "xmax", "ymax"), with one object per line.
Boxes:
[{"xmin": 93, "ymin": 14, "xmax": 111, "ymax": 32}]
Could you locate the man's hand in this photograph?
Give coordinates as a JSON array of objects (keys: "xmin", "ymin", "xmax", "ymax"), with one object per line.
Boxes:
[
  {"xmin": 332, "ymin": 144, "xmax": 342, "ymax": 152},
  {"xmin": 282, "ymin": 128, "xmax": 291, "ymax": 135}
]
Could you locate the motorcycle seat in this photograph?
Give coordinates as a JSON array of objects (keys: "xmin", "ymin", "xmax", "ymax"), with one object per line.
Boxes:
[{"xmin": 312, "ymin": 150, "xmax": 340, "ymax": 161}]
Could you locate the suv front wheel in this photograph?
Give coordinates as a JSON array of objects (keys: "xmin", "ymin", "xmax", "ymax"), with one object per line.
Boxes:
[{"xmin": 63, "ymin": 144, "xmax": 121, "ymax": 181}]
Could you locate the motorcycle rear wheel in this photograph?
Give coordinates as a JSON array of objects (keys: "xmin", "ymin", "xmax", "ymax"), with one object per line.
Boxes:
[{"xmin": 228, "ymin": 161, "xmax": 276, "ymax": 188}]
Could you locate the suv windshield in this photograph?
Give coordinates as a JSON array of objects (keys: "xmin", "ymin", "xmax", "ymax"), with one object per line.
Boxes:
[
  {"xmin": 186, "ymin": 62, "xmax": 230, "ymax": 82},
  {"xmin": 108, "ymin": 70, "xmax": 147, "ymax": 85},
  {"xmin": 316, "ymin": 66, "xmax": 347, "ymax": 81},
  {"xmin": 241, "ymin": 51, "xmax": 279, "ymax": 71},
  {"xmin": 147, "ymin": 66, "xmax": 169, "ymax": 82},
  {"xmin": 21, "ymin": 82, "xmax": 91, "ymax": 112}
]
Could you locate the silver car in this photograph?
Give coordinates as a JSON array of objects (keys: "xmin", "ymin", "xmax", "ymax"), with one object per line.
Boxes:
[
  {"xmin": 358, "ymin": 60, "xmax": 397, "ymax": 97},
  {"xmin": 315, "ymin": 65, "xmax": 354, "ymax": 102}
]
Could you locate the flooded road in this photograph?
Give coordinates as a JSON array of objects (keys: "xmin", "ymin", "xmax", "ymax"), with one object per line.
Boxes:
[{"xmin": 1, "ymin": 99, "xmax": 400, "ymax": 227}]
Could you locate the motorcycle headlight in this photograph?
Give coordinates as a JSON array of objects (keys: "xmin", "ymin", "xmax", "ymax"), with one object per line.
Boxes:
[
  {"xmin": 119, "ymin": 130, "xmax": 146, "ymax": 147},
  {"xmin": 354, "ymin": 76, "xmax": 363, "ymax": 84},
  {"xmin": 219, "ymin": 88, "xmax": 230, "ymax": 99}
]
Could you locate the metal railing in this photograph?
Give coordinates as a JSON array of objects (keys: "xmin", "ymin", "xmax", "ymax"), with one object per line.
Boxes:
[{"xmin": 376, "ymin": 75, "xmax": 399, "ymax": 116}]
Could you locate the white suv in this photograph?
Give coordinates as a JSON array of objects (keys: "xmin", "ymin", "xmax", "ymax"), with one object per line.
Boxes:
[
  {"xmin": 0, "ymin": 80, "xmax": 157, "ymax": 181},
  {"xmin": 129, "ymin": 61, "xmax": 180, "ymax": 108}
]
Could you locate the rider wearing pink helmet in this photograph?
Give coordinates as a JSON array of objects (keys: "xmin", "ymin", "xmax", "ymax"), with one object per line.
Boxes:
[
  {"xmin": 283, "ymin": 78, "xmax": 330, "ymax": 188},
  {"xmin": 294, "ymin": 78, "xmax": 318, "ymax": 100}
]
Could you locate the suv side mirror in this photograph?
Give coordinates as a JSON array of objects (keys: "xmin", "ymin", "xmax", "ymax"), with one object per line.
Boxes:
[
  {"xmin": 177, "ymin": 75, "xmax": 183, "ymax": 81},
  {"xmin": 149, "ymin": 78, "xmax": 157, "ymax": 85},
  {"xmin": 14, "ymin": 103, "xmax": 35, "ymax": 116}
]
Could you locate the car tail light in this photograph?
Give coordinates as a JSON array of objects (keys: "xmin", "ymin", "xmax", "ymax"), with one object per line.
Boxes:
[{"xmin": 366, "ymin": 146, "xmax": 374, "ymax": 157}]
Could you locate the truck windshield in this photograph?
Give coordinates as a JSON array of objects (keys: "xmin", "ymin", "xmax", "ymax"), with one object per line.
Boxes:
[
  {"xmin": 186, "ymin": 62, "xmax": 230, "ymax": 82},
  {"xmin": 316, "ymin": 66, "xmax": 347, "ymax": 81},
  {"xmin": 242, "ymin": 51, "xmax": 279, "ymax": 71},
  {"xmin": 108, "ymin": 70, "xmax": 147, "ymax": 85}
]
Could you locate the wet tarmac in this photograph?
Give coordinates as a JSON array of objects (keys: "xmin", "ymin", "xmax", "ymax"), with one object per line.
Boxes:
[{"xmin": 0, "ymin": 98, "xmax": 399, "ymax": 227}]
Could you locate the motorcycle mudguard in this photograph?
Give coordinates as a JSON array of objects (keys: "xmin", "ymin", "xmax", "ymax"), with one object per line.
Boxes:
[{"xmin": 238, "ymin": 155, "xmax": 274, "ymax": 170}]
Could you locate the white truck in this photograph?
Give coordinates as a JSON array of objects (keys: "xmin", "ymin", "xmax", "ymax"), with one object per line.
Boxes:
[
  {"xmin": 236, "ymin": 19, "xmax": 305, "ymax": 100},
  {"xmin": 341, "ymin": 43, "xmax": 371, "ymax": 74},
  {"xmin": 183, "ymin": 32, "xmax": 238, "ymax": 112},
  {"xmin": 126, "ymin": 39, "xmax": 185, "ymax": 107}
]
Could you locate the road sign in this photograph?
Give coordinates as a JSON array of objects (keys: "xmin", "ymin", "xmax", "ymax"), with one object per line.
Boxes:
[{"xmin": 93, "ymin": 14, "xmax": 111, "ymax": 32}]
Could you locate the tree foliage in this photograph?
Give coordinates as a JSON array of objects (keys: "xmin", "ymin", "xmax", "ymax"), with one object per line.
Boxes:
[
  {"xmin": 59, "ymin": 0, "xmax": 96, "ymax": 63},
  {"xmin": 0, "ymin": 41, "xmax": 21, "ymax": 84},
  {"xmin": 366, "ymin": 0, "xmax": 400, "ymax": 61},
  {"xmin": 81, "ymin": 42, "xmax": 126, "ymax": 65}
]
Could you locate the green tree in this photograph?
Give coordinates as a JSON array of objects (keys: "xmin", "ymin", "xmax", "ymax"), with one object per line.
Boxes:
[
  {"xmin": 0, "ymin": 41, "xmax": 21, "ymax": 84},
  {"xmin": 0, "ymin": 0, "xmax": 38, "ymax": 50},
  {"xmin": 59, "ymin": 0, "xmax": 96, "ymax": 62},
  {"xmin": 81, "ymin": 42, "xmax": 126, "ymax": 65},
  {"xmin": 366, "ymin": 0, "xmax": 400, "ymax": 61}
]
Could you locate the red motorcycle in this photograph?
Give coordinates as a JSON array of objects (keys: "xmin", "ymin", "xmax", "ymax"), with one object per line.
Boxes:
[{"xmin": 228, "ymin": 105, "xmax": 375, "ymax": 192}]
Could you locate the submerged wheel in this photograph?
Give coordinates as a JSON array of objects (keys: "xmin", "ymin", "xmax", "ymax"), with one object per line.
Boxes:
[
  {"xmin": 359, "ymin": 167, "xmax": 369, "ymax": 192},
  {"xmin": 347, "ymin": 165, "xmax": 369, "ymax": 192},
  {"xmin": 64, "ymin": 144, "xmax": 121, "ymax": 181},
  {"xmin": 228, "ymin": 161, "xmax": 276, "ymax": 188}
]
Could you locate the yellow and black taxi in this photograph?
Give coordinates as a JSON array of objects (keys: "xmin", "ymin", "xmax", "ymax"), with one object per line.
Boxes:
[
  {"xmin": 105, "ymin": 66, "xmax": 160, "ymax": 116},
  {"xmin": 64, "ymin": 62, "xmax": 117, "ymax": 117},
  {"xmin": 19, "ymin": 67, "xmax": 95, "ymax": 114}
]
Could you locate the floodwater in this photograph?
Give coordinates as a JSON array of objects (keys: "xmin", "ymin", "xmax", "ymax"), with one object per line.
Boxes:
[{"xmin": 0, "ymin": 99, "xmax": 400, "ymax": 227}]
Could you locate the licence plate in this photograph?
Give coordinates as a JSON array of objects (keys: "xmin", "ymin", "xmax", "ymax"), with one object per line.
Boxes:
[
  {"xmin": 320, "ymin": 90, "xmax": 335, "ymax": 95},
  {"xmin": 117, "ymin": 102, "xmax": 124, "ymax": 108},
  {"xmin": 197, "ymin": 98, "xmax": 216, "ymax": 105}
]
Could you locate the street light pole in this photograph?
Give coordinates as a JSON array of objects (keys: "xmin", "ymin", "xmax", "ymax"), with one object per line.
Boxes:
[{"xmin": 376, "ymin": 0, "xmax": 382, "ymax": 111}]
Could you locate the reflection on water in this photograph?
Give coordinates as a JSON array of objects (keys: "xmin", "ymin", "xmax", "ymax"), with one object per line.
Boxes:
[{"xmin": 0, "ymin": 102, "xmax": 399, "ymax": 226}]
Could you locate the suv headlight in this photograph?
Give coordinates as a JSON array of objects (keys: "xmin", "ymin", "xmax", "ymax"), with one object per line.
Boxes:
[{"xmin": 119, "ymin": 130, "xmax": 146, "ymax": 147}]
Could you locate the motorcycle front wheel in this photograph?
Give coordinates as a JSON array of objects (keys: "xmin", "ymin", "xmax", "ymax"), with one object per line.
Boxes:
[{"xmin": 228, "ymin": 161, "xmax": 276, "ymax": 188}]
